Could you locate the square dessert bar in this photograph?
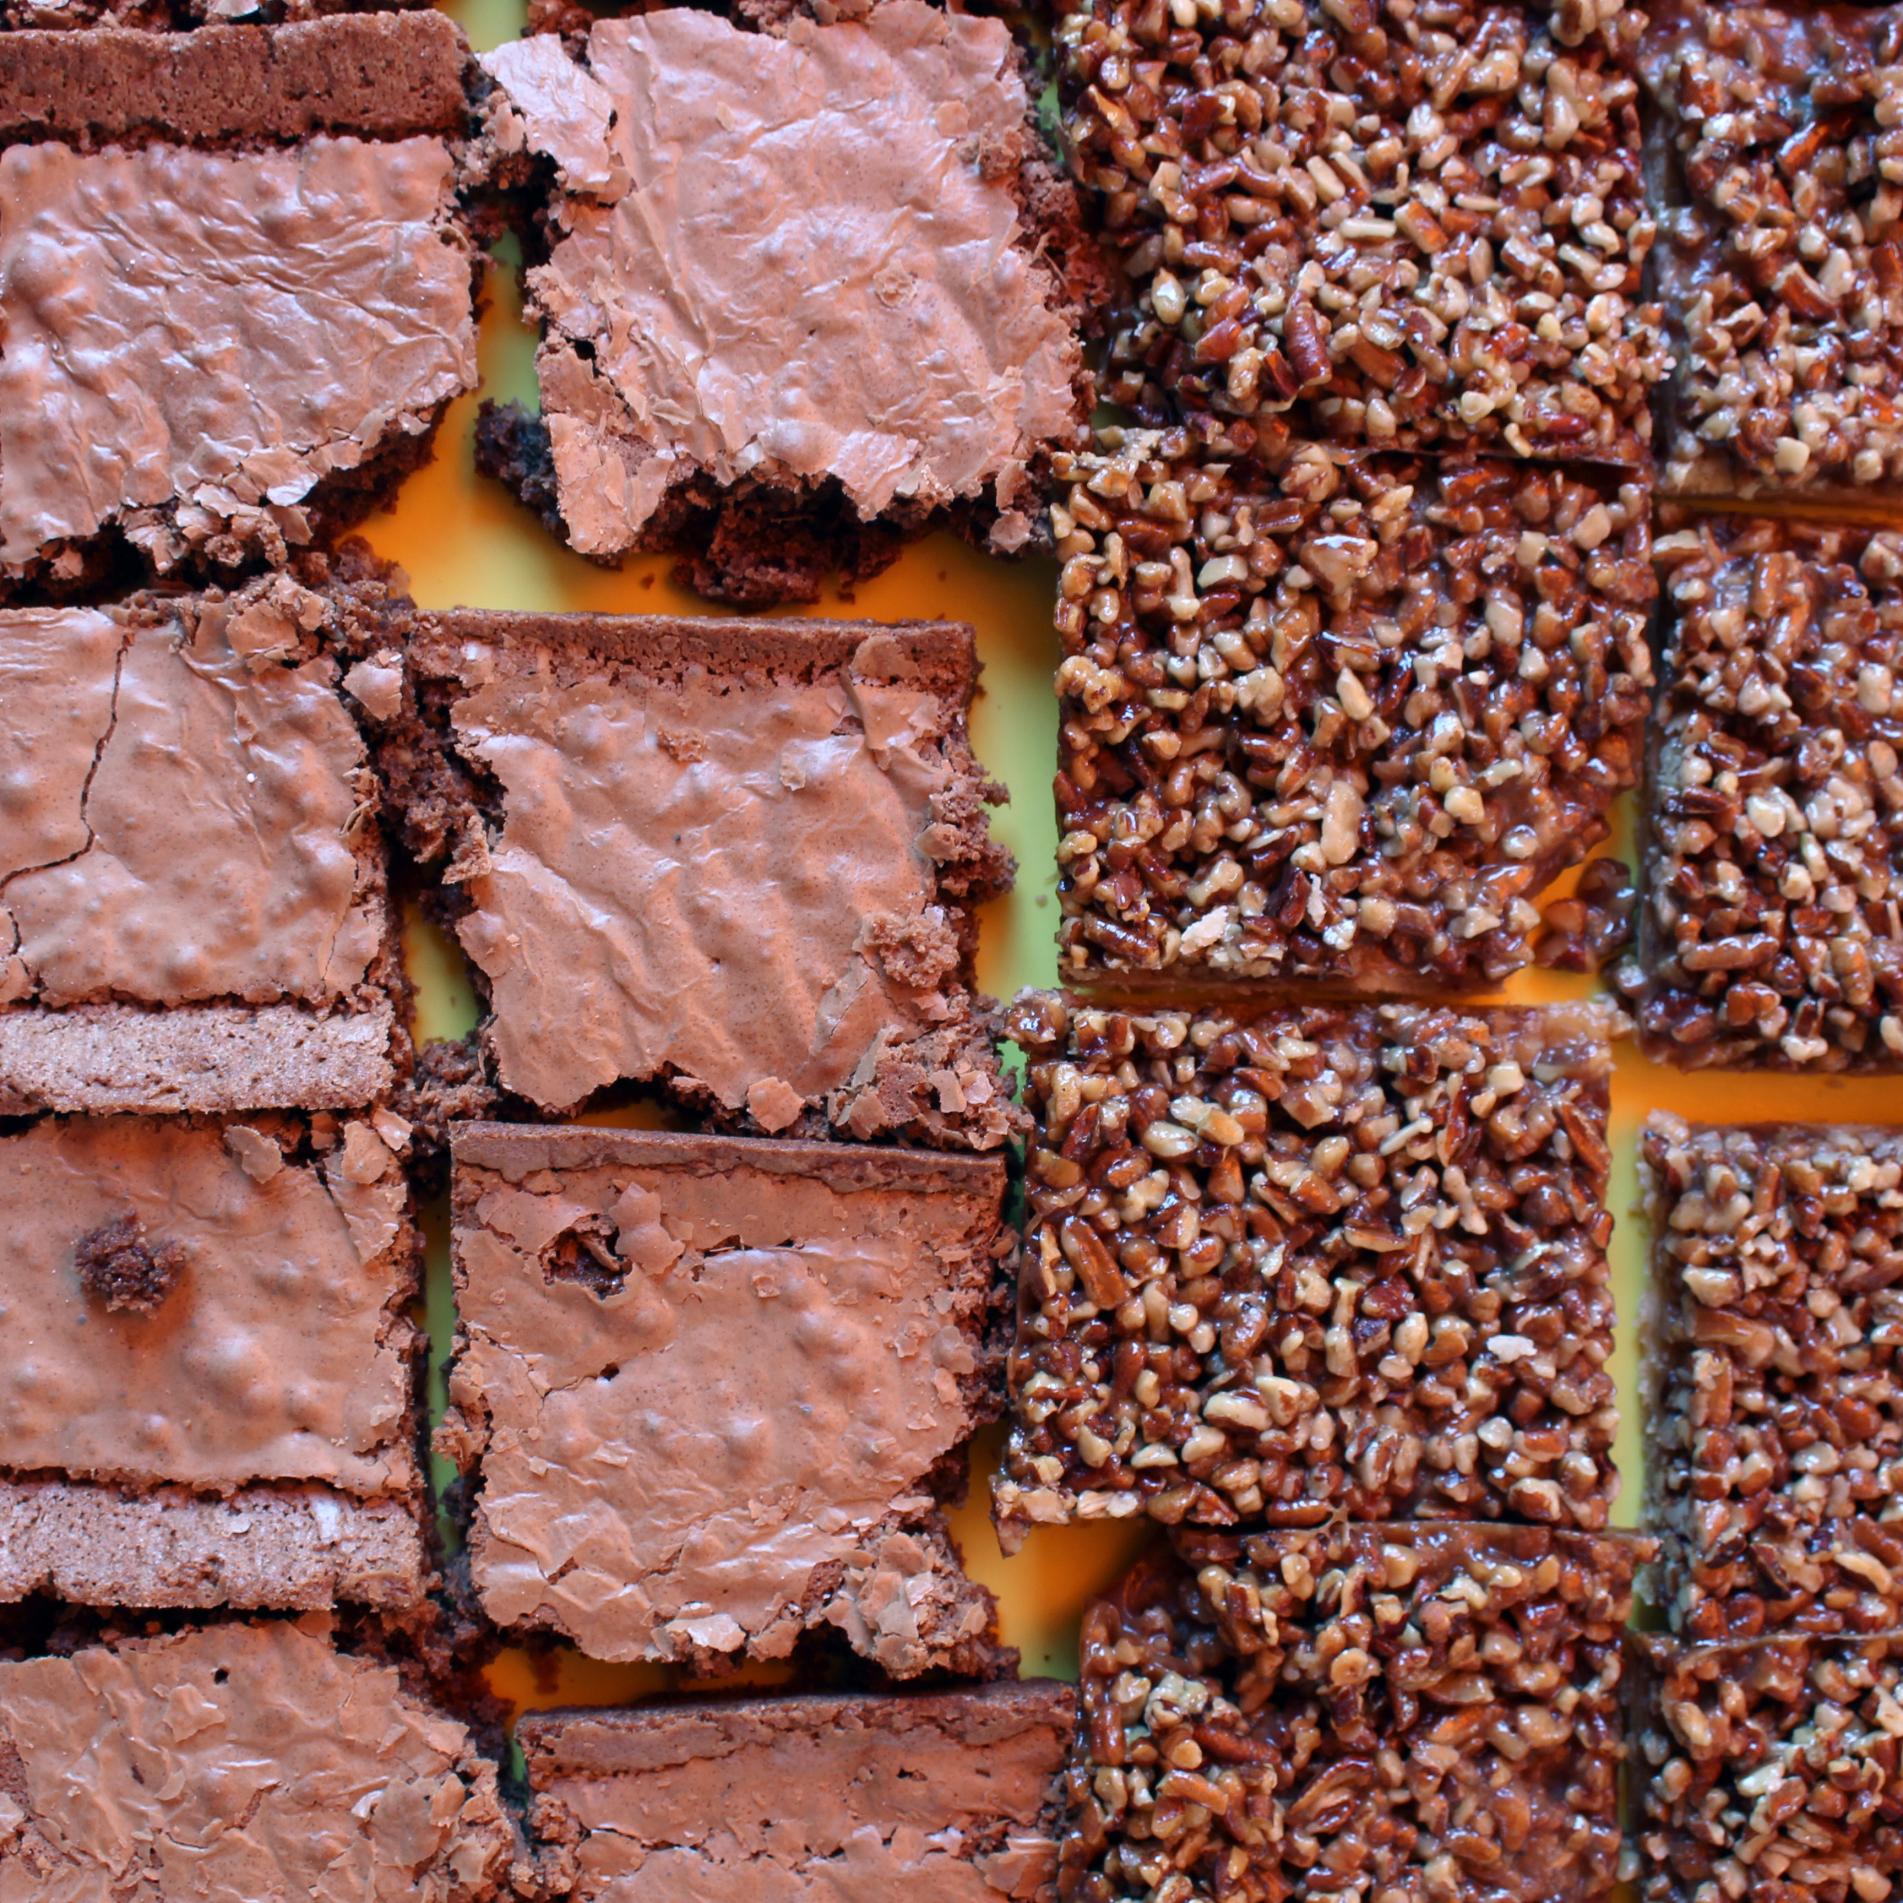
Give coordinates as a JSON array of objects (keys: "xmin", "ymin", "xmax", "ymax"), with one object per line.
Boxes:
[
  {"xmin": 0, "ymin": 12, "xmax": 476, "ymax": 595},
  {"xmin": 473, "ymin": 1, "xmax": 1089, "ymax": 605},
  {"xmin": 443, "ymin": 1124, "xmax": 1010, "ymax": 1676},
  {"xmin": 1053, "ymin": 430, "xmax": 1655, "ymax": 988},
  {"xmin": 1638, "ymin": 518, "xmax": 1903, "ymax": 1071},
  {"xmin": 1641, "ymin": 1115, "xmax": 1903, "ymax": 1643},
  {"xmin": 0, "ymin": 1112, "xmax": 426, "ymax": 1612},
  {"xmin": 0, "ymin": 579, "xmax": 403, "ymax": 1114},
  {"xmin": 1064, "ymin": 0, "xmax": 1662, "ymax": 461},
  {"xmin": 0, "ymin": 1620, "xmax": 514, "ymax": 1897},
  {"xmin": 1068, "ymin": 1524, "xmax": 1643, "ymax": 1903},
  {"xmin": 1643, "ymin": 3, "xmax": 1903, "ymax": 499},
  {"xmin": 389, "ymin": 609, "xmax": 1015, "ymax": 1146},
  {"xmin": 517, "ymin": 1683, "xmax": 1075, "ymax": 1902},
  {"xmin": 996, "ymin": 995, "xmax": 1621, "ymax": 1546},
  {"xmin": 1635, "ymin": 1633, "xmax": 1903, "ymax": 1903}
]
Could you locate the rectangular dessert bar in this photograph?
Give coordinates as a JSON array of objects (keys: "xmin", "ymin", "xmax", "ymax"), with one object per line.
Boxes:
[
  {"xmin": 387, "ymin": 609, "xmax": 1015, "ymax": 1146},
  {"xmin": 1638, "ymin": 518, "xmax": 1903, "ymax": 1070},
  {"xmin": 1065, "ymin": 0, "xmax": 1661, "ymax": 461},
  {"xmin": 1641, "ymin": 1115, "xmax": 1903, "ymax": 1643},
  {"xmin": 1053, "ymin": 430, "xmax": 1655, "ymax": 988},
  {"xmin": 995, "ymin": 994, "xmax": 1621, "ymax": 1546},
  {"xmin": 0, "ymin": 1111, "xmax": 427, "ymax": 1612},
  {"xmin": 0, "ymin": 579, "xmax": 402, "ymax": 1114},
  {"xmin": 443, "ymin": 1123, "xmax": 1010, "ymax": 1677},
  {"xmin": 517, "ymin": 1682, "xmax": 1074, "ymax": 1903},
  {"xmin": 0, "ymin": 11, "xmax": 476, "ymax": 595},
  {"xmin": 1, "ymin": 0, "xmax": 427, "ymax": 28},
  {"xmin": 1070, "ymin": 1524, "xmax": 1644, "ymax": 1903}
]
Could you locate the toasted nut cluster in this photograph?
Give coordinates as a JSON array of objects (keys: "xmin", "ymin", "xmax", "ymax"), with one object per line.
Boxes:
[
  {"xmin": 1636, "ymin": 1634, "xmax": 1903, "ymax": 1903},
  {"xmin": 1052, "ymin": 430, "xmax": 1655, "ymax": 986},
  {"xmin": 1535, "ymin": 854, "xmax": 1637, "ymax": 972},
  {"xmin": 1062, "ymin": 0, "xmax": 1662, "ymax": 459},
  {"xmin": 1639, "ymin": 520, "xmax": 1903, "ymax": 1071},
  {"xmin": 1065, "ymin": 1525, "xmax": 1643, "ymax": 1903},
  {"xmin": 996, "ymin": 994, "xmax": 1622, "ymax": 1546},
  {"xmin": 1644, "ymin": 5, "xmax": 1903, "ymax": 497},
  {"xmin": 1641, "ymin": 1115, "xmax": 1903, "ymax": 1645}
]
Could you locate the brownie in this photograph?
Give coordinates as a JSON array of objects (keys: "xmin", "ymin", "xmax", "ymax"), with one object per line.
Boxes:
[
  {"xmin": 1643, "ymin": 2, "xmax": 1903, "ymax": 499},
  {"xmin": 0, "ymin": 1618, "xmax": 515, "ymax": 1897},
  {"xmin": 517, "ymin": 1682, "xmax": 1075, "ymax": 1902},
  {"xmin": 1053, "ymin": 429, "xmax": 1656, "ymax": 988},
  {"xmin": 1068, "ymin": 1525, "xmax": 1645, "ymax": 1903},
  {"xmin": 0, "ymin": 12, "xmax": 477, "ymax": 596},
  {"xmin": 0, "ymin": 1111, "xmax": 428, "ymax": 1611},
  {"xmin": 1637, "ymin": 518, "xmax": 1903, "ymax": 1071},
  {"xmin": 386, "ymin": 609, "xmax": 1016, "ymax": 1146},
  {"xmin": 1, "ymin": 0, "xmax": 425, "ymax": 27},
  {"xmin": 472, "ymin": 2, "xmax": 1088, "ymax": 605},
  {"xmin": 0, "ymin": 578, "xmax": 403, "ymax": 1115},
  {"xmin": 1065, "ymin": 0, "xmax": 1662, "ymax": 461},
  {"xmin": 996, "ymin": 993, "xmax": 1621, "ymax": 1547},
  {"xmin": 443, "ymin": 1123, "xmax": 1010, "ymax": 1676}
]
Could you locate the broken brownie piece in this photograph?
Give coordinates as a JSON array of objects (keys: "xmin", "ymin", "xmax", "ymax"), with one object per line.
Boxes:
[
  {"xmin": 1638, "ymin": 518, "xmax": 1903, "ymax": 1071},
  {"xmin": 997, "ymin": 994, "xmax": 1621, "ymax": 1546},
  {"xmin": 0, "ymin": 578, "xmax": 402, "ymax": 1115},
  {"xmin": 1068, "ymin": 1524, "xmax": 1644, "ymax": 1903},
  {"xmin": 473, "ymin": 2, "xmax": 1086, "ymax": 604},
  {"xmin": 0, "ymin": 1112, "xmax": 427, "ymax": 1612},
  {"xmin": 0, "ymin": 1619, "xmax": 514, "ymax": 1897},
  {"xmin": 518, "ymin": 1682, "xmax": 1074, "ymax": 1901},
  {"xmin": 1053, "ymin": 430, "xmax": 1655, "ymax": 987},
  {"xmin": 443, "ymin": 1123, "xmax": 1010, "ymax": 1675},
  {"xmin": 388, "ymin": 608, "xmax": 1015, "ymax": 1146},
  {"xmin": 0, "ymin": 12, "xmax": 477, "ymax": 595},
  {"xmin": 1641, "ymin": 1115, "xmax": 1903, "ymax": 1643}
]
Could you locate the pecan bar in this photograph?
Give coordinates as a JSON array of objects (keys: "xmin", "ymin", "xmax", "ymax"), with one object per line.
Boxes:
[
  {"xmin": 1641, "ymin": 1115, "xmax": 1903, "ymax": 1643},
  {"xmin": 1643, "ymin": 2, "xmax": 1903, "ymax": 499},
  {"xmin": 1053, "ymin": 430, "xmax": 1654, "ymax": 986},
  {"xmin": 1065, "ymin": 0, "xmax": 1661, "ymax": 460},
  {"xmin": 996, "ymin": 994, "xmax": 1621, "ymax": 1546},
  {"xmin": 1638, "ymin": 519, "xmax": 1903, "ymax": 1070},
  {"xmin": 1066, "ymin": 1523, "xmax": 1644, "ymax": 1903}
]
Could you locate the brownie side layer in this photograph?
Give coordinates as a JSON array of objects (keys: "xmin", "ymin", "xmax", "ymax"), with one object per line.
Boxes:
[{"xmin": 1, "ymin": 0, "xmax": 428, "ymax": 32}]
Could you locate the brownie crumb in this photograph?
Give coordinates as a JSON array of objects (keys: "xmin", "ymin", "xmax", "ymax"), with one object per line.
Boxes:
[{"xmin": 73, "ymin": 1217, "xmax": 184, "ymax": 1316}]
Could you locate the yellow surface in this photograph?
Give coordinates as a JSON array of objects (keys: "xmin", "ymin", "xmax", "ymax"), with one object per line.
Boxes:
[{"xmin": 368, "ymin": 0, "xmax": 1903, "ymax": 1719}]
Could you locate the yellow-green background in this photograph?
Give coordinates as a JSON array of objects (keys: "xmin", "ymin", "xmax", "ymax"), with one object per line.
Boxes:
[{"xmin": 364, "ymin": 0, "xmax": 1903, "ymax": 1718}]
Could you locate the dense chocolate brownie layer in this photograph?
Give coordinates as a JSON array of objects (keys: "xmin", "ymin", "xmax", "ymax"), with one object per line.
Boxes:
[
  {"xmin": 0, "ymin": 579, "xmax": 402, "ymax": 1114},
  {"xmin": 384, "ymin": 609, "xmax": 1016, "ymax": 1145},
  {"xmin": 1, "ymin": 0, "xmax": 426, "ymax": 31},
  {"xmin": 0, "ymin": 1112, "xmax": 428, "ymax": 1611},
  {"xmin": 0, "ymin": 1620, "xmax": 514, "ymax": 1898},
  {"xmin": 517, "ymin": 1682, "xmax": 1074, "ymax": 1901},
  {"xmin": 444, "ymin": 1124, "xmax": 1010, "ymax": 1676}
]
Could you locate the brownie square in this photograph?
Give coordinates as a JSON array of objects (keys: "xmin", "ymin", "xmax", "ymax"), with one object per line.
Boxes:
[
  {"xmin": 0, "ymin": 1111, "xmax": 427, "ymax": 1611},
  {"xmin": 1643, "ymin": 3, "xmax": 1903, "ymax": 499},
  {"xmin": 389, "ymin": 609, "xmax": 1015, "ymax": 1146},
  {"xmin": 1069, "ymin": 1525, "xmax": 1644, "ymax": 1903},
  {"xmin": 1053, "ymin": 430, "xmax": 1655, "ymax": 987},
  {"xmin": 0, "ymin": 579, "xmax": 404, "ymax": 1114},
  {"xmin": 1638, "ymin": 518, "xmax": 1903, "ymax": 1071},
  {"xmin": 1641, "ymin": 1115, "xmax": 1903, "ymax": 1643},
  {"xmin": 518, "ymin": 1683, "xmax": 1074, "ymax": 1902},
  {"xmin": 1064, "ymin": 0, "xmax": 1661, "ymax": 461},
  {"xmin": 443, "ymin": 1123, "xmax": 1010, "ymax": 1675},
  {"xmin": 996, "ymin": 994, "xmax": 1621, "ymax": 1547},
  {"xmin": 473, "ymin": 3, "xmax": 1087, "ymax": 605},
  {"xmin": 1, "ymin": 0, "xmax": 425, "ymax": 26},
  {"xmin": 0, "ymin": 1620, "xmax": 514, "ymax": 1896},
  {"xmin": 0, "ymin": 12, "xmax": 476, "ymax": 595},
  {"xmin": 1635, "ymin": 1632, "xmax": 1903, "ymax": 1903}
]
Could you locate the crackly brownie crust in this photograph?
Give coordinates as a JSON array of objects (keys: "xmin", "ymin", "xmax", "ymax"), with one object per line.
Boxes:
[
  {"xmin": 1637, "ymin": 518, "xmax": 1903, "ymax": 1071},
  {"xmin": 1052, "ymin": 428, "xmax": 1655, "ymax": 987},
  {"xmin": 1067, "ymin": 1524, "xmax": 1645, "ymax": 1903},
  {"xmin": 996, "ymin": 994, "xmax": 1621, "ymax": 1547},
  {"xmin": 1641, "ymin": 1115, "xmax": 1903, "ymax": 1643},
  {"xmin": 1066, "ymin": 0, "xmax": 1661, "ymax": 461}
]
